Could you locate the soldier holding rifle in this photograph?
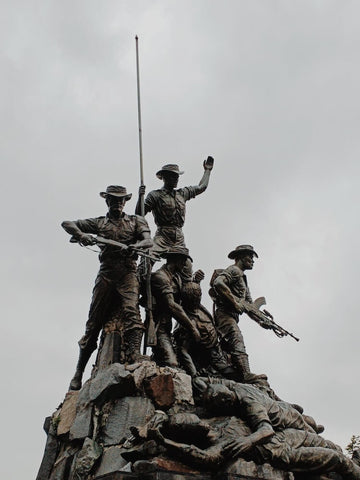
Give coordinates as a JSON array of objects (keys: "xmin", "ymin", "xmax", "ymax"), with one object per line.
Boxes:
[
  {"xmin": 210, "ymin": 245, "xmax": 267, "ymax": 383},
  {"xmin": 62, "ymin": 185, "xmax": 152, "ymax": 390}
]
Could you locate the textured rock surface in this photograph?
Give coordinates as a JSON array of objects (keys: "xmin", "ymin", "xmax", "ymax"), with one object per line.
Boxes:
[
  {"xmin": 145, "ymin": 374, "xmax": 175, "ymax": 409},
  {"xmin": 57, "ymin": 392, "xmax": 79, "ymax": 436},
  {"xmin": 69, "ymin": 381, "xmax": 93, "ymax": 441},
  {"xmin": 38, "ymin": 362, "xmax": 334, "ymax": 480},
  {"xmin": 71, "ymin": 438, "xmax": 102, "ymax": 479},
  {"xmin": 101, "ymin": 396, "xmax": 155, "ymax": 446},
  {"xmin": 36, "ymin": 420, "xmax": 59, "ymax": 480},
  {"xmin": 89, "ymin": 363, "xmax": 135, "ymax": 403},
  {"xmin": 93, "ymin": 446, "xmax": 131, "ymax": 477}
]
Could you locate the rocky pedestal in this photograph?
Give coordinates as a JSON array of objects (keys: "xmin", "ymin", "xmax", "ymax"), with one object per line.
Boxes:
[{"xmin": 37, "ymin": 361, "xmax": 297, "ymax": 480}]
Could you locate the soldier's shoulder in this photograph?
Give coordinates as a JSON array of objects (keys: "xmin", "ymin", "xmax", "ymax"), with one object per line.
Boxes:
[
  {"xmin": 146, "ymin": 188, "xmax": 163, "ymax": 197},
  {"xmin": 222, "ymin": 264, "xmax": 243, "ymax": 279},
  {"xmin": 223, "ymin": 264, "xmax": 240, "ymax": 274},
  {"xmin": 151, "ymin": 266, "xmax": 170, "ymax": 286}
]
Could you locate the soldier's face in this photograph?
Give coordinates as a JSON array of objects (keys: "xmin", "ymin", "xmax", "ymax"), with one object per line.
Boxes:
[
  {"xmin": 106, "ymin": 195, "xmax": 126, "ymax": 217},
  {"xmin": 162, "ymin": 172, "xmax": 179, "ymax": 189},
  {"xmin": 241, "ymin": 254, "xmax": 255, "ymax": 270},
  {"xmin": 170, "ymin": 254, "xmax": 187, "ymax": 270}
]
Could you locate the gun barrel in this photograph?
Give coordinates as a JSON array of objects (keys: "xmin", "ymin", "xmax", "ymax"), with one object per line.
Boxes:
[{"xmin": 245, "ymin": 302, "xmax": 299, "ymax": 342}]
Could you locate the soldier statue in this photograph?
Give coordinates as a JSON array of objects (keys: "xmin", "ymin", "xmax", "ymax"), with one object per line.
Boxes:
[
  {"xmin": 210, "ymin": 244, "xmax": 266, "ymax": 383},
  {"xmin": 62, "ymin": 185, "xmax": 152, "ymax": 390},
  {"xmin": 174, "ymin": 280, "xmax": 233, "ymax": 377},
  {"xmin": 150, "ymin": 247, "xmax": 201, "ymax": 366},
  {"xmin": 136, "ymin": 157, "xmax": 214, "ymax": 280}
]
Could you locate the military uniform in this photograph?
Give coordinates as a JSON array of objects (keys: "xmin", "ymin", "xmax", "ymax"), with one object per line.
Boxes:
[
  {"xmin": 144, "ymin": 186, "xmax": 198, "ymax": 249},
  {"xmin": 212, "ymin": 264, "xmax": 253, "ymax": 378},
  {"xmin": 72, "ymin": 213, "xmax": 150, "ymax": 353},
  {"xmin": 151, "ymin": 264, "xmax": 183, "ymax": 366}
]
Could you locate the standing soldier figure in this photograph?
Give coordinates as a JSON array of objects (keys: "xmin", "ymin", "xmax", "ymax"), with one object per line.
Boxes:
[
  {"xmin": 210, "ymin": 245, "xmax": 266, "ymax": 383},
  {"xmin": 62, "ymin": 185, "xmax": 152, "ymax": 390},
  {"xmin": 135, "ymin": 157, "xmax": 214, "ymax": 280}
]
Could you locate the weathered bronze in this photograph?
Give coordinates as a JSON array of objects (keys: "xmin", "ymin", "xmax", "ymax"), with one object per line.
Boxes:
[
  {"xmin": 148, "ymin": 413, "xmax": 360, "ymax": 479},
  {"xmin": 39, "ymin": 157, "xmax": 355, "ymax": 480},
  {"xmin": 242, "ymin": 296, "xmax": 299, "ymax": 341},
  {"xmin": 150, "ymin": 248, "xmax": 201, "ymax": 367},
  {"xmin": 136, "ymin": 157, "xmax": 214, "ymax": 280},
  {"xmin": 61, "ymin": 185, "xmax": 152, "ymax": 390},
  {"xmin": 210, "ymin": 244, "xmax": 266, "ymax": 383},
  {"xmin": 174, "ymin": 280, "xmax": 234, "ymax": 377}
]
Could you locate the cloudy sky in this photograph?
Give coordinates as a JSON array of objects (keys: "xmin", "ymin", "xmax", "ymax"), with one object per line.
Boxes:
[{"xmin": 1, "ymin": 1, "xmax": 360, "ymax": 477}]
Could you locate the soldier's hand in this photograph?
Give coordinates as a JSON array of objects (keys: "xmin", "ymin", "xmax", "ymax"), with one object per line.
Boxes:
[
  {"xmin": 223, "ymin": 438, "xmax": 253, "ymax": 457},
  {"xmin": 118, "ymin": 244, "xmax": 130, "ymax": 255},
  {"xmin": 79, "ymin": 234, "xmax": 97, "ymax": 246},
  {"xmin": 127, "ymin": 245, "xmax": 138, "ymax": 259},
  {"xmin": 203, "ymin": 156, "xmax": 214, "ymax": 171},
  {"xmin": 193, "ymin": 269, "xmax": 205, "ymax": 283},
  {"xmin": 139, "ymin": 185, "xmax": 146, "ymax": 196},
  {"xmin": 235, "ymin": 301, "xmax": 245, "ymax": 315}
]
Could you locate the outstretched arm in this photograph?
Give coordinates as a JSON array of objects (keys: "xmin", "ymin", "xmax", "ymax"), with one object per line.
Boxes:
[
  {"xmin": 162, "ymin": 293, "xmax": 201, "ymax": 342},
  {"xmin": 150, "ymin": 429, "xmax": 223, "ymax": 468},
  {"xmin": 61, "ymin": 220, "xmax": 97, "ymax": 246},
  {"xmin": 222, "ymin": 422, "xmax": 274, "ymax": 459},
  {"xmin": 193, "ymin": 156, "xmax": 214, "ymax": 195}
]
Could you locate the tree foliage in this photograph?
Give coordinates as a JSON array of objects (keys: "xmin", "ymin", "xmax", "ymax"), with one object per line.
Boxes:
[{"xmin": 346, "ymin": 435, "xmax": 360, "ymax": 456}]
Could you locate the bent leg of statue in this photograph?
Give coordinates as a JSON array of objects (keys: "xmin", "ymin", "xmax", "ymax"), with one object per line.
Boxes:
[
  {"xmin": 286, "ymin": 446, "xmax": 360, "ymax": 479},
  {"xmin": 177, "ymin": 337, "xmax": 197, "ymax": 376},
  {"xmin": 261, "ymin": 430, "xmax": 360, "ymax": 479},
  {"xmin": 69, "ymin": 275, "xmax": 113, "ymax": 391},
  {"xmin": 216, "ymin": 310, "xmax": 266, "ymax": 384}
]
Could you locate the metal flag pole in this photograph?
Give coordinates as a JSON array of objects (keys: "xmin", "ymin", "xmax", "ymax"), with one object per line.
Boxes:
[
  {"xmin": 135, "ymin": 36, "xmax": 156, "ymax": 353},
  {"xmin": 135, "ymin": 35, "xmax": 145, "ymax": 217}
]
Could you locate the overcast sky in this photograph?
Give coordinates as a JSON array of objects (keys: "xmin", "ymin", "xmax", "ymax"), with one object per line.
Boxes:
[{"xmin": 1, "ymin": 1, "xmax": 360, "ymax": 478}]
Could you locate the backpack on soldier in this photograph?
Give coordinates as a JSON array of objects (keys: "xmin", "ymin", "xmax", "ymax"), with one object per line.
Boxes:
[{"xmin": 208, "ymin": 268, "xmax": 224, "ymax": 301}]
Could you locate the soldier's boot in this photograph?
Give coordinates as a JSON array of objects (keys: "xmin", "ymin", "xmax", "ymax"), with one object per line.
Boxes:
[
  {"xmin": 125, "ymin": 328, "xmax": 149, "ymax": 363},
  {"xmin": 69, "ymin": 346, "xmax": 93, "ymax": 391},
  {"xmin": 234, "ymin": 353, "xmax": 267, "ymax": 384}
]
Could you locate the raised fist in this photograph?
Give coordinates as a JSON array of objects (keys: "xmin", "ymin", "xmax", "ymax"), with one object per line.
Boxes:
[{"xmin": 203, "ymin": 156, "xmax": 214, "ymax": 171}]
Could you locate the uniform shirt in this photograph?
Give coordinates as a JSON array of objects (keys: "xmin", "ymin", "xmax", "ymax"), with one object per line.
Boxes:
[
  {"xmin": 144, "ymin": 186, "xmax": 198, "ymax": 228},
  {"xmin": 151, "ymin": 264, "xmax": 182, "ymax": 304},
  {"xmin": 73, "ymin": 213, "xmax": 150, "ymax": 270},
  {"xmin": 224, "ymin": 381, "xmax": 309, "ymax": 433},
  {"xmin": 215, "ymin": 265, "xmax": 253, "ymax": 310}
]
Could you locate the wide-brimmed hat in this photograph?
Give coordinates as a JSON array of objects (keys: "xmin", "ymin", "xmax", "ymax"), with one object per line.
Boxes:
[
  {"xmin": 160, "ymin": 246, "xmax": 193, "ymax": 262},
  {"xmin": 228, "ymin": 244, "xmax": 258, "ymax": 259},
  {"xmin": 99, "ymin": 185, "xmax": 132, "ymax": 200},
  {"xmin": 156, "ymin": 164, "xmax": 184, "ymax": 179}
]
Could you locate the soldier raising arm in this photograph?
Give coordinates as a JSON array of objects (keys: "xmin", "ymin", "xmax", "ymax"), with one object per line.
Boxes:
[{"xmin": 135, "ymin": 158, "xmax": 213, "ymax": 281}]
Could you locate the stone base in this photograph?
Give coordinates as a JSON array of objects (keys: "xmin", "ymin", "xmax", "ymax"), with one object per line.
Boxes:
[
  {"xmin": 93, "ymin": 472, "xmax": 290, "ymax": 480},
  {"xmin": 37, "ymin": 362, "xmax": 343, "ymax": 480}
]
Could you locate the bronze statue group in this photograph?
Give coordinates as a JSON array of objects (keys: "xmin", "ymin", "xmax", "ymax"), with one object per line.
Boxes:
[{"xmin": 61, "ymin": 158, "xmax": 360, "ymax": 479}]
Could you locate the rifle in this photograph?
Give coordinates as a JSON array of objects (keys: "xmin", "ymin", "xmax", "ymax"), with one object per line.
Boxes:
[
  {"xmin": 243, "ymin": 297, "xmax": 299, "ymax": 342},
  {"xmin": 94, "ymin": 236, "xmax": 160, "ymax": 262},
  {"xmin": 142, "ymin": 257, "xmax": 157, "ymax": 351}
]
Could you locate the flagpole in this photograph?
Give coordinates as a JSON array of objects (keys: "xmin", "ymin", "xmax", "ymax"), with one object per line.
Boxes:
[{"xmin": 135, "ymin": 35, "xmax": 145, "ymax": 216}]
